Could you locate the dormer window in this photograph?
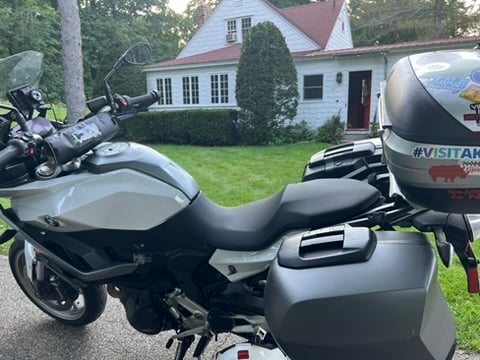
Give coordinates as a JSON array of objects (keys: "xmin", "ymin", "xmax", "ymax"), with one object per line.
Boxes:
[
  {"xmin": 226, "ymin": 17, "xmax": 251, "ymax": 43},
  {"xmin": 241, "ymin": 17, "xmax": 251, "ymax": 37},
  {"xmin": 226, "ymin": 20, "xmax": 237, "ymax": 43}
]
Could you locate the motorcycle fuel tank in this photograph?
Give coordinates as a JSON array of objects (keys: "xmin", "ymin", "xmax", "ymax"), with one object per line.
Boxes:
[
  {"xmin": 264, "ymin": 225, "xmax": 456, "ymax": 360},
  {"xmin": 1, "ymin": 142, "xmax": 200, "ymax": 232},
  {"xmin": 381, "ymin": 49, "xmax": 480, "ymax": 212}
]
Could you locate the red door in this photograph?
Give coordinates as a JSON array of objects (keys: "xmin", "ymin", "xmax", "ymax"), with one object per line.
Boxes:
[{"xmin": 347, "ymin": 71, "xmax": 372, "ymax": 130}]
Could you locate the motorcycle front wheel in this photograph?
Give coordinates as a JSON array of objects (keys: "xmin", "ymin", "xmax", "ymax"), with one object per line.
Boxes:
[{"xmin": 8, "ymin": 238, "xmax": 107, "ymax": 326}]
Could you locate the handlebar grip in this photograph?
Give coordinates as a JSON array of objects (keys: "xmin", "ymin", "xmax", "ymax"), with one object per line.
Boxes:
[
  {"xmin": 122, "ymin": 90, "xmax": 159, "ymax": 111},
  {"xmin": 0, "ymin": 142, "xmax": 24, "ymax": 168}
]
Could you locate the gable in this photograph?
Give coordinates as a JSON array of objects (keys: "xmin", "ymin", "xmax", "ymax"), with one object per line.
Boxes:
[
  {"xmin": 277, "ymin": 0, "xmax": 346, "ymax": 49},
  {"xmin": 177, "ymin": 0, "xmax": 342, "ymax": 59}
]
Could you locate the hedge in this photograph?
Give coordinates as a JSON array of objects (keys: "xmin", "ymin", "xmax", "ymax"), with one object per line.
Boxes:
[{"xmin": 116, "ymin": 109, "xmax": 240, "ymax": 146}]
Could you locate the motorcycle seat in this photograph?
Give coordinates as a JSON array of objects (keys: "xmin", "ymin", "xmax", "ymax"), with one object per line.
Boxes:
[{"xmin": 164, "ymin": 178, "xmax": 381, "ymax": 251}]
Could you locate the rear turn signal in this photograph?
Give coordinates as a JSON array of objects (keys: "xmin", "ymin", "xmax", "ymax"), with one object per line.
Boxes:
[{"xmin": 237, "ymin": 350, "xmax": 250, "ymax": 359}]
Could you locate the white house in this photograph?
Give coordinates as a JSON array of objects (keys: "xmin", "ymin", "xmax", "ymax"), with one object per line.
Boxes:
[{"xmin": 145, "ymin": 0, "xmax": 480, "ymax": 134}]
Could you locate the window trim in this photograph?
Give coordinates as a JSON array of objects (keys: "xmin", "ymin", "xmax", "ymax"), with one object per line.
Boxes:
[
  {"xmin": 156, "ymin": 77, "xmax": 172, "ymax": 105},
  {"xmin": 210, "ymin": 73, "xmax": 229, "ymax": 104},
  {"xmin": 303, "ymin": 74, "xmax": 324, "ymax": 100},
  {"xmin": 183, "ymin": 76, "xmax": 199, "ymax": 105}
]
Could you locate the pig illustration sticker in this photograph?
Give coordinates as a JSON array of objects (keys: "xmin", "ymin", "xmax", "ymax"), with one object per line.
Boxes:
[{"xmin": 429, "ymin": 165, "xmax": 468, "ymax": 182}]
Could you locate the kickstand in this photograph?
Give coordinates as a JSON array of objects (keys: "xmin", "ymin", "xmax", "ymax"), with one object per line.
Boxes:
[{"xmin": 174, "ymin": 335, "xmax": 195, "ymax": 360}]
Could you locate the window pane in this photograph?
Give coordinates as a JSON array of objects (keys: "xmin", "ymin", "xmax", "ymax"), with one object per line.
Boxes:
[
  {"xmin": 227, "ymin": 20, "xmax": 237, "ymax": 33},
  {"xmin": 183, "ymin": 77, "xmax": 190, "ymax": 104},
  {"xmin": 192, "ymin": 76, "xmax": 199, "ymax": 104},
  {"xmin": 165, "ymin": 78, "xmax": 172, "ymax": 105},
  {"xmin": 220, "ymin": 74, "xmax": 229, "ymax": 103},
  {"xmin": 157, "ymin": 78, "xmax": 164, "ymax": 105},
  {"xmin": 211, "ymin": 75, "xmax": 219, "ymax": 103},
  {"xmin": 304, "ymin": 74, "xmax": 323, "ymax": 100},
  {"xmin": 241, "ymin": 17, "xmax": 251, "ymax": 37},
  {"xmin": 304, "ymin": 75, "xmax": 323, "ymax": 87}
]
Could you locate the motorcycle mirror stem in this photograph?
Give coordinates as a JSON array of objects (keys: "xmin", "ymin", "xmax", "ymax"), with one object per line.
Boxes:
[{"xmin": 102, "ymin": 42, "xmax": 152, "ymax": 112}]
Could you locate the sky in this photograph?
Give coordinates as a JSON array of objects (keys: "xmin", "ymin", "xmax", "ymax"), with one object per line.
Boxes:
[{"xmin": 168, "ymin": 0, "xmax": 190, "ymax": 13}]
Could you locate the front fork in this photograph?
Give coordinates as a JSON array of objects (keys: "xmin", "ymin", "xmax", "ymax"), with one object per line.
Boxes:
[{"xmin": 23, "ymin": 240, "xmax": 45, "ymax": 282}]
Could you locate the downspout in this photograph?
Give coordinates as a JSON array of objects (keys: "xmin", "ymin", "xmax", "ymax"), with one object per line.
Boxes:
[{"xmin": 382, "ymin": 52, "xmax": 388, "ymax": 80}]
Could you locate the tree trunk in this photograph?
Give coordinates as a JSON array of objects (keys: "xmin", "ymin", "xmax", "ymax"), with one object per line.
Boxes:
[
  {"xmin": 434, "ymin": 0, "xmax": 442, "ymax": 39},
  {"xmin": 58, "ymin": 0, "xmax": 86, "ymax": 123}
]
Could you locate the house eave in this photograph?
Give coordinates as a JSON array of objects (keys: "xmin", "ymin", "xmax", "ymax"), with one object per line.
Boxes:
[{"xmin": 143, "ymin": 60, "xmax": 239, "ymax": 72}]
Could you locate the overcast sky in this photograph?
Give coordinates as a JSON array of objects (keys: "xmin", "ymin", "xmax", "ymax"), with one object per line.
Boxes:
[{"xmin": 168, "ymin": 0, "xmax": 189, "ymax": 13}]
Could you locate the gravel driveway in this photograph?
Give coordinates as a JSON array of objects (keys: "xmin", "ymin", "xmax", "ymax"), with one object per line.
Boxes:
[{"xmin": 1, "ymin": 255, "xmax": 479, "ymax": 359}]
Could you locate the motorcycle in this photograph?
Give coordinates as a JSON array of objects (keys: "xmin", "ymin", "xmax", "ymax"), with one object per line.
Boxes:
[{"xmin": 0, "ymin": 43, "xmax": 477, "ymax": 360}]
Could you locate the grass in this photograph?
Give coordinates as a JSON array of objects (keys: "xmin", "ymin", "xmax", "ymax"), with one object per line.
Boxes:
[{"xmin": 0, "ymin": 142, "xmax": 480, "ymax": 351}]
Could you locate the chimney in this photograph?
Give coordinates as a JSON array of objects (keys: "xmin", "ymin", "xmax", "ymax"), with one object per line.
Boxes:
[{"xmin": 196, "ymin": 2, "xmax": 212, "ymax": 27}]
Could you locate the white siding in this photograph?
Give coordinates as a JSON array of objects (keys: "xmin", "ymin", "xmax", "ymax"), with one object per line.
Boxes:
[
  {"xmin": 146, "ymin": 44, "xmax": 476, "ymax": 133},
  {"xmin": 147, "ymin": 64, "xmax": 239, "ymax": 112},
  {"xmin": 324, "ymin": 2, "xmax": 353, "ymax": 50},
  {"xmin": 178, "ymin": 0, "xmax": 319, "ymax": 59},
  {"xmin": 294, "ymin": 56, "xmax": 385, "ymax": 129}
]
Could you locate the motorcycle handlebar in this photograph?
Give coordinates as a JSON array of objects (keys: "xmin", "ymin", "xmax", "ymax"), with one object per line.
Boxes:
[{"xmin": 116, "ymin": 90, "xmax": 159, "ymax": 113}]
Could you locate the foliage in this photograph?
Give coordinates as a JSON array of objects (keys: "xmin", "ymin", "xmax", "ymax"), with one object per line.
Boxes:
[
  {"xmin": 116, "ymin": 109, "xmax": 240, "ymax": 146},
  {"xmin": 268, "ymin": 0, "xmax": 312, "ymax": 8},
  {"xmin": 369, "ymin": 120, "xmax": 380, "ymax": 138},
  {"xmin": 0, "ymin": 0, "xmax": 183, "ymax": 104},
  {"xmin": 273, "ymin": 120, "xmax": 316, "ymax": 144},
  {"xmin": 181, "ymin": 0, "xmax": 220, "ymax": 44},
  {"xmin": 236, "ymin": 22, "xmax": 299, "ymax": 145},
  {"xmin": 80, "ymin": 2, "xmax": 183, "ymax": 98},
  {"xmin": 316, "ymin": 113, "xmax": 345, "ymax": 144},
  {"xmin": 349, "ymin": 0, "xmax": 479, "ymax": 46},
  {"xmin": 0, "ymin": 0, "xmax": 63, "ymax": 100}
]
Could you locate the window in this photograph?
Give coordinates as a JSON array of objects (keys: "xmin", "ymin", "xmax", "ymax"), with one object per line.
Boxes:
[
  {"xmin": 227, "ymin": 19, "xmax": 237, "ymax": 35},
  {"xmin": 241, "ymin": 17, "xmax": 251, "ymax": 38},
  {"xmin": 156, "ymin": 78, "xmax": 172, "ymax": 105},
  {"xmin": 211, "ymin": 74, "xmax": 229, "ymax": 104},
  {"xmin": 183, "ymin": 76, "xmax": 199, "ymax": 104},
  {"xmin": 303, "ymin": 75, "xmax": 323, "ymax": 100}
]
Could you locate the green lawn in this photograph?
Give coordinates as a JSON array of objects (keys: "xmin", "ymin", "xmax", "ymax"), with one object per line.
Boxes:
[{"xmin": 1, "ymin": 142, "xmax": 480, "ymax": 350}]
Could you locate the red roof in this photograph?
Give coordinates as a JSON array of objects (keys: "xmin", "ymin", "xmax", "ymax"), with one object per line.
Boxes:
[
  {"xmin": 145, "ymin": 44, "xmax": 242, "ymax": 69},
  {"xmin": 277, "ymin": 0, "xmax": 345, "ymax": 48},
  {"xmin": 145, "ymin": 36, "xmax": 480, "ymax": 70},
  {"xmin": 303, "ymin": 36, "xmax": 480, "ymax": 59}
]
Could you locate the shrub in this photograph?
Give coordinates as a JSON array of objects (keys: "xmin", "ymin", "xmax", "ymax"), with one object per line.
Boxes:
[
  {"xmin": 236, "ymin": 22, "xmax": 298, "ymax": 145},
  {"xmin": 273, "ymin": 120, "xmax": 316, "ymax": 144},
  {"xmin": 116, "ymin": 109, "xmax": 239, "ymax": 146},
  {"xmin": 316, "ymin": 113, "xmax": 345, "ymax": 144}
]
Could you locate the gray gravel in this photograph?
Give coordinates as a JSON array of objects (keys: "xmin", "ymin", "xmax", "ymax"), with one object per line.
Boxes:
[{"xmin": 0, "ymin": 255, "xmax": 479, "ymax": 359}]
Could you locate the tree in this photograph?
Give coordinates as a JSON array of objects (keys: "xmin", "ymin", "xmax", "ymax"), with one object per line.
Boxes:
[
  {"xmin": 0, "ymin": 0, "xmax": 63, "ymax": 101},
  {"xmin": 236, "ymin": 22, "xmax": 298, "ymax": 145},
  {"xmin": 349, "ymin": 0, "xmax": 479, "ymax": 46},
  {"xmin": 58, "ymin": 0, "xmax": 86, "ymax": 123},
  {"xmin": 79, "ymin": 1, "xmax": 182, "ymax": 97}
]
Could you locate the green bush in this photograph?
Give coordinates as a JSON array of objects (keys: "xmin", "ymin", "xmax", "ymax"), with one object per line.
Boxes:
[
  {"xmin": 116, "ymin": 109, "xmax": 240, "ymax": 146},
  {"xmin": 272, "ymin": 120, "xmax": 316, "ymax": 144},
  {"xmin": 316, "ymin": 113, "xmax": 345, "ymax": 144}
]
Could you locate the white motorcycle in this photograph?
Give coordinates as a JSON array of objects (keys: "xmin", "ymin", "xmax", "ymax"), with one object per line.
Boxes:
[{"xmin": 0, "ymin": 43, "xmax": 478, "ymax": 360}]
